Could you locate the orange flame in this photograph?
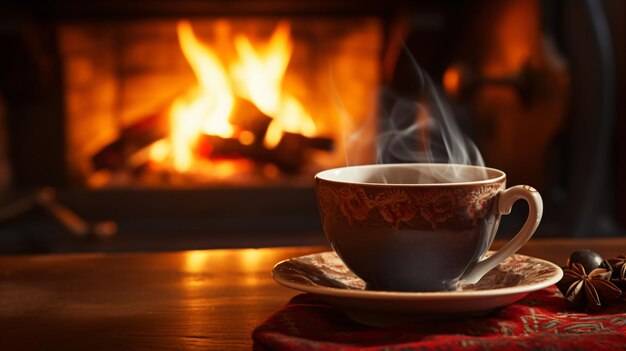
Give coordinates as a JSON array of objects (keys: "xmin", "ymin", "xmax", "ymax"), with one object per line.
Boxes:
[
  {"xmin": 169, "ymin": 21, "xmax": 235, "ymax": 172},
  {"xmin": 149, "ymin": 20, "xmax": 318, "ymax": 174},
  {"xmin": 264, "ymin": 94, "xmax": 317, "ymax": 148},
  {"xmin": 230, "ymin": 21, "xmax": 293, "ymax": 116}
]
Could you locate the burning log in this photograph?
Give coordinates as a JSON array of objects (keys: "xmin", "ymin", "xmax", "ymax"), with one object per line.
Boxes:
[
  {"xmin": 91, "ymin": 95, "xmax": 333, "ymax": 178},
  {"xmin": 92, "ymin": 113, "xmax": 168, "ymax": 171},
  {"xmin": 200, "ymin": 132, "xmax": 332, "ymax": 174},
  {"xmin": 91, "ymin": 98, "xmax": 268, "ymax": 172},
  {"xmin": 229, "ymin": 98, "xmax": 273, "ymax": 139},
  {"xmin": 270, "ymin": 132, "xmax": 333, "ymax": 173},
  {"xmin": 197, "ymin": 96, "xmax": 333, "ymax": 173}
]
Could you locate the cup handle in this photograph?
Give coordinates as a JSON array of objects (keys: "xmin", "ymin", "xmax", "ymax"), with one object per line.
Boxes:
[{"xmin": 461, "ymin": 185, "xmax": 543, "ymax": 284}]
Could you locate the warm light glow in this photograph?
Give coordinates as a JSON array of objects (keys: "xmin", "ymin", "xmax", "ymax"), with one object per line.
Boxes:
[
  {"xmin": 230, "ymin": 21, "xmax": 293, "ymax": 116},
  {"xmin": 145, "ymin": 19, "xmax": 318, "ymax": 176},
  {"xmin": 236, "ymin": 249, "xmax": 263, "ymax": 285},
  {"xmin": 262, "ymin": 164, "xmax": 280, "ymax": 179},
  {"xmin": 185, "ymin": 251, "xmax": 210, "ymax": 273},
  {"xmin": 212, "ymin": 160, "xmax": 239, "ymax": 179},
  {"xmin": 443, "ymin": 65, "xmax": 462, "ymax": 98},
  {"xmin": 168, "ymin": 21, "xmax": 236, "ymax": 172},
  {"xmin": 241, "ymin": 249, "xmax": 263, "ymax": 270},
  {"xmin": 149, "ymin": 139, "xmax": 170, "ymax": 163},
  {"xmin": 178, "ymin": 21, "xmax": 235, "ymax": 139},
  {"xmin": 240, "ymin": 249, "xmax": 263, "ymax": 286},
  {"xmin": 238, "ymin": 130, "xmax": 255, "ymax": 145},
  {"xmin": 264, "ymin": 94, "xmax": 317, "ymax": 148}
]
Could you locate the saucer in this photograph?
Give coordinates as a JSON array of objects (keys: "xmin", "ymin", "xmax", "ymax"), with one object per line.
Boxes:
[{"xmin": 272, "ymin": 251, "xmax": 563, "ymax": 326}]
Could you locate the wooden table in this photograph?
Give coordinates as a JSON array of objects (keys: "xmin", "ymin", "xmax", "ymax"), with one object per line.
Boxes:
[{"xmin": 1, "ymin": 238, "xmax": 625, "ymax": 350}]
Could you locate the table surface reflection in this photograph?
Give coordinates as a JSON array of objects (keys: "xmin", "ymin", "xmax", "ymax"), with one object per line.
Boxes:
[{"xmin": 1, "ymin": 238, "xmax": 625, "ymax": 350}]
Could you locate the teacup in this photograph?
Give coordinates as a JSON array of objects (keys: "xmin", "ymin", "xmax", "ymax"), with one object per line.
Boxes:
[{"xmin": 315, "ymin": 163, "xmax": 542, "ymax": 292}]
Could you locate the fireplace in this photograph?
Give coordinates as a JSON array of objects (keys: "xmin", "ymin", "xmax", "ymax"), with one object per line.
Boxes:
[
  {"xmin": 0, "ymin": 0, "xmax": 399, "ymax": 253},
  {"xmin": 60, "ymin": 17, "xmax": 381, "ymax": 187},
  {"xmin": 0, "ymin": 0, "xmax": 624, "ymax": 254}
]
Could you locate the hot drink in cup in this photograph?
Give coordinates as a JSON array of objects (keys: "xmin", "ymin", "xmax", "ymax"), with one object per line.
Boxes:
[{"xmin": 315, "ymin": 163, "xmax": 542, "ymax": 292}]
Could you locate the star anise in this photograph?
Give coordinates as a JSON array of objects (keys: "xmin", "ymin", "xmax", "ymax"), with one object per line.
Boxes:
[
  {"xmin": 557, "ymin": 263, "xmax": 622, "ymax": 312},
  {"xmin": 607, "ymin": 255, "xmax": 626, "ymax": 290}
]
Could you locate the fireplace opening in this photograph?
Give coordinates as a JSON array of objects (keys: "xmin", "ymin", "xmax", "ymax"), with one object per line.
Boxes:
[{"xmin": 60, "ymin": 18, "xmax": 381, "ymax": 188}]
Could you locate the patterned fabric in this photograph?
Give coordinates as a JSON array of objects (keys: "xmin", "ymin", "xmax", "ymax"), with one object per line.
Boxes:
[{"xmin": 253, "ymin": 286, "xmax": 626, "ymax": 351}]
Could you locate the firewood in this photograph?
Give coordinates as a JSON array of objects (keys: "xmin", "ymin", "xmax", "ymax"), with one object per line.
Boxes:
[
  {"xmin": 229, "ymin": 98, "xmax": 273, "ymax": 140},
  {"xmin": 198, "ymin": 132, "xmax": 333, "ymax": 174},
  {"xmin": 91, "ymin": 99, "xmax": 334, "ymax": 176},
  {"xmin": 269, "ymin": 132, "xmax": 328, "ymax": 173},
  {"xmin": 92, "ymin": 113, "xmax": 168, "ymax": 170}
]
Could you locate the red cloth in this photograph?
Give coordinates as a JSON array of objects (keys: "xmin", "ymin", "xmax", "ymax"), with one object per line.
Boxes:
[{"xmin": 253, "ymin": 286, "xmax": 626, "ymax": 351}]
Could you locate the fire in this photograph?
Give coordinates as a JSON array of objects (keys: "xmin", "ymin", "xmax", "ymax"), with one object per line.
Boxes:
[
  {"xmin": 264, "ymin": 94, "xmax": 317, "ymax": 149},
  {"xmin": 149, "ymin": 19, "xmax": 318, "ymax": 175},
  {"xmin": 169, "ymin": 21, "xmax": 235, "ymax": 172},
  {"xmin": 230, "ymin": 21, "xmax": 292, "ymax": 116}
]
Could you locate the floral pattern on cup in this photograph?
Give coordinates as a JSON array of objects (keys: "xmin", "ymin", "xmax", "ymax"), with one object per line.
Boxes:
[
  {"xmin": 317, "ymin": 180, "xmax": 506, "ymax": 230},
  {"xmin": 465, "ymin": 183, "xmax": 506, "ymax": 223},
  {"xmin": 418, "ymin": 189, "xmax": 458, "ymax": 229},
  {"xmin": 374, "ymin": 190, "xmax": 419, "ymax": 229},
  {"xmin": 337, "ymin": 185, "xmax": 374, "ymax": 224}
]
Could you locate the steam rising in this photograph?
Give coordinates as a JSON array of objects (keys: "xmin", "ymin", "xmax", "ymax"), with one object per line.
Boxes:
[
  {"xmin": 341, "ymin": 51, "xmax": 487, "ymax": 183},
  {"xmin": 376, "ymin": 82, "xmax": 484, "ymax": 165}
]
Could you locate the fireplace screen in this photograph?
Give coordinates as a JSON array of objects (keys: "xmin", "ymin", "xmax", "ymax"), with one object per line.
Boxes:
[{"xmin": 59, "ymin": 18, "xmax": 382, "ymax": 187}]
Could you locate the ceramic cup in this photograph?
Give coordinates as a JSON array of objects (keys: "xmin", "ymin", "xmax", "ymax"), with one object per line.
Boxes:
[{"xmin": 315, "ymin": 163, "xmax": 542, "ymax": 292}]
